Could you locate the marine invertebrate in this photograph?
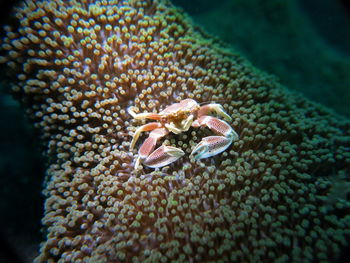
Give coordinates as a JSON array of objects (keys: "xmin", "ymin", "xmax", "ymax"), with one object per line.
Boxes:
[
  {"xmin": 128, "ymin": 98, "xmax": 238, "ymax": 169},
  {"xmin": 1, "ymin": 0, "xmax": 350, "ymax": 263},
  {"xmin": 191, "ymin": 0, "xmax": 350, "ymax": 116}
]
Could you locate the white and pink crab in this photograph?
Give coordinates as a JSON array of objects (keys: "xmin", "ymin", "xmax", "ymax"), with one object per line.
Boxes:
[{"xmin": 128, "ymin": 99, "xmax": 238, "ymax": 169}]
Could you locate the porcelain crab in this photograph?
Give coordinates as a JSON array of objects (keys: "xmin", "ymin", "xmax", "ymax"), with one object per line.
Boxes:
[{"xmin": 128, "ymin": 99, "xmax": 238, "ymax": 169}]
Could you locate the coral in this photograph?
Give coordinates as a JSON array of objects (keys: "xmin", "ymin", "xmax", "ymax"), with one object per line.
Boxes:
[
  {"xmin": 1, "ymin": 0, "xmax": 350, "ymax": 262},
  {"xmin": 188, "ymin": 0, "xmax": 350, "ymax": 116}
]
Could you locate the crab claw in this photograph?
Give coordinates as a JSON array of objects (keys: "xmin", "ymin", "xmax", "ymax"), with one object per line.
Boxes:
[
  {"xmin": 143, "ymin": 145, "xmax": 185, "ymax": 168},
  {"xmin": 191, "ymin": 136, "xmax": 233, "ymax": 160}
]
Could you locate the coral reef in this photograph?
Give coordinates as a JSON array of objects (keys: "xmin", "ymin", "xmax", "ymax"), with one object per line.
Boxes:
[
  {"xmin": 185, "ymin": 0, "xmax": 350, "ymax": 116},
  {"xmin": 1, "ymin": 0, "xmax": 350, "ymax": 262}
]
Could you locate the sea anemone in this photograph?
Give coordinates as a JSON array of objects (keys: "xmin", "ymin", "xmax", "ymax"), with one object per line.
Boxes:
[{"xmin": 1, "ymin": 0, "xmax": 350, "ymax": 262}]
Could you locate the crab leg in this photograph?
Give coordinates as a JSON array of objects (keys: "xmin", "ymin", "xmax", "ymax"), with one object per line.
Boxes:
[
  {"xmin": 198, "ymin": 103, "xmax": 232, "ymax": 121},
  {"xmin": 191, "ymin": 116, "xmax": 238, "ymax": 160},
  {"xmin": 135, "ymin": 128, "xmax": 184, "ymax": 169},
  {"xmin": 130, "ymin": 122, "xmax": 162, "ymax": 150},
  {"xmin": 128, "ymin": 107, "xmax": 162, "ymax": 120}
]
